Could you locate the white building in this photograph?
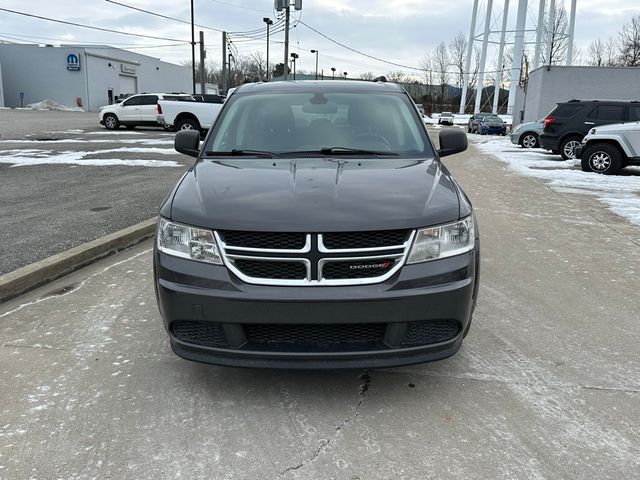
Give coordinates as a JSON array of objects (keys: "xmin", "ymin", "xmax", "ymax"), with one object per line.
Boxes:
[
  {"xmin": 0, "ymin": 44, "xmax": 191, "ymax": 112},
  {"xmin": 513, "ymin": 65, "xmax": 640, "ymax": 125}
]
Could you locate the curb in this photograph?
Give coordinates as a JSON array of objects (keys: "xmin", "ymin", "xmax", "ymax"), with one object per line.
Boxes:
[{"xmin": 0, "ymin": 218, "xmax": 157, "ymax": 303}]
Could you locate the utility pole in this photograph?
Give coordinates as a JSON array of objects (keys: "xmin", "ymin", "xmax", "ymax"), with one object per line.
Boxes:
[
  {"xmin": 190, "ymin": 0, "xmax": 196, "ymax": 94},
  {"xmin": 222, "ymin": 31, "xmax": 227, "ymax": 94},
  {"xmin": 228, "ymin": 53, "xmax": 233, "ymax": 91},
  {"xmin": 199, "ymin": 31, "xmax": 206, "ymax": 95},
  {"xmin": 283, "ymin": 4, "xmax": 290, "ymax": 80}
]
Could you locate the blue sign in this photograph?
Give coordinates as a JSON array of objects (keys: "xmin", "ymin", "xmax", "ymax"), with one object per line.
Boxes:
[{"xmin": 67, "ymin": 53, "xmax": 80, "ymax": 71}]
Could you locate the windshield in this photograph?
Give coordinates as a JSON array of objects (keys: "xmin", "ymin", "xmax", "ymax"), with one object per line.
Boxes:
[{"xmin": 205, "ymin": 90, "xmax": 434, "ymax": 157}]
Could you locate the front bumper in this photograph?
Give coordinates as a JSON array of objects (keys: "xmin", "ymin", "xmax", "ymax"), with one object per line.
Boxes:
[
  {"xmin": 481, "ymin": 126, "xmax": 506, "ymax": 135},
  {"xmin": 510, "ymin": 131, "xmax": 521, "ymax": 144},
  {"xmin": 154, "ymin": 244, "xmax": 480, "ymax": 369}
]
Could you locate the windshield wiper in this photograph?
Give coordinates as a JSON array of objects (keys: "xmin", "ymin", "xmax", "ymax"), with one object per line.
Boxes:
[
  {"xmin": 280, "ymin": 147, "xmax": 397, "ymax": 156},
  {"xmin": 205, "ymin": 149, "xmax": 274, "ymax": 158}
]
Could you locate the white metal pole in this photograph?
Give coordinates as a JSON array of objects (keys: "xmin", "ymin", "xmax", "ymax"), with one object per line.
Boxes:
[
  {"xmin": 493, "ymin": 0, "xmax": 510, "ymax": 114},
  {"xmin": 507, "ymin": 0, "xmax": 528, "ymax": 115},
  {"xmin": 459, "ymin": 0, "xmax": 480, "ymax": 114},
  {"xmin": 545, "ymin": 0, "xmax": 556, "ymax": 65},
  {"xmin": 566, "ymin": 0, "xmax": 577, "ymax": 65},
  {"xmin": 533, "ymin": 0, "xmax": 546, "ymax": 69},
  {"xmin": 474, "ymin": 0, "xmax": 494, "ymax": 114}
]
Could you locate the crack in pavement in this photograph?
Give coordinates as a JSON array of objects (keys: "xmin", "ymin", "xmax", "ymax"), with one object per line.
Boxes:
[{"xmin": 276, "ymin": 371, "xmax": 371, "ymax": 478}]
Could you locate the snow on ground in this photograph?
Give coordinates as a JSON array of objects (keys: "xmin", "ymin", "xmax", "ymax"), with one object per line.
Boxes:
[
  {"xmin": 0, "ymin": 149, "xmax": 181, "ymax": 168},
  {"xmin": 26, "ymin": 99, "xmax": 84, "ymax": 112},
  {"xmin": 473, "ymin": 136, "xmax": 640, "ymax": 225},
  {"xmin": 0, "ymin": 138, "xmax": 175, "ymax": 145}
]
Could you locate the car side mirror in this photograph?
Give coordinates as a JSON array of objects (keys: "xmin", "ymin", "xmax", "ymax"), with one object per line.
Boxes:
[
  {"xmin": 175, "ymin": 130, "xmax": 201, "ymax": 158},
  {"xmin": 438, "ymin": 129, "xmax": 468, "ymax": 157}
]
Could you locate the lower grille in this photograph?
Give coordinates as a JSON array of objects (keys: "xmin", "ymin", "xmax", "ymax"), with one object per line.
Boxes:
[
  {"xmin": 401, "ymin": 320, "xmax": 460, "ymax": 346},
  {"xmin": 232, "ymin": 259, "xmax": 307, "ymax": 280},
  {"xmin": 245, "ymin": 323, "xmax": 386, "ymax": 351},
  {"xmin": 322, "ymin": 258, "xmax": 397, "ymax": 279},
  {"xmin": 171, "ymin": 321, "xmax": 227, "ymax": 347}
]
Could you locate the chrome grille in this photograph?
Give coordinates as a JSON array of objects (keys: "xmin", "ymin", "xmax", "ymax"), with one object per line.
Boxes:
[{"xmin": 215, "ymin": 230, "xmax": 414, "ymax": 286}]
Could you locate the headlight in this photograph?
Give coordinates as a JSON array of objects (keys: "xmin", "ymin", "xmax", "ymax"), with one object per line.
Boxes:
[
  {"xmin": 157, "ymin": 218, "xmax": 222, "ymax": 264},
  {"xmin": 407, "ymin": 216, "xmax": 475, "ymax": 264}
]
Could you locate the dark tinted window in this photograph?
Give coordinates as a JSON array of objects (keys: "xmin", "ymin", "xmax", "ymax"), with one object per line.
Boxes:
[
  {"xmin": 122, "ymin": 96, "xmax": 143, "ymax": 106},
  {"xmin": 552, "ymin": 104, "xmax": 584, "ymax": 117},
  {"xmin": 139, "ymin": 95, "xmax": 159, "ymax": 105},
  {"xmin": 207, "ymin": 91, "xmax": 433, "ymax": 157},
  {"xmin": 588, "ymin": 105, "xmax": 624, "ymax": 121},
  {"xmin": 628, "ymin": 106, "xmax": 640, "ymax": 121}
]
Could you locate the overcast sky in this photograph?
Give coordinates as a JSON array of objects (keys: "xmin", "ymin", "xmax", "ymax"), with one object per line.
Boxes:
[{"xmin": 1, "ymin": 0, "xmax": 639, "ymax": 77}]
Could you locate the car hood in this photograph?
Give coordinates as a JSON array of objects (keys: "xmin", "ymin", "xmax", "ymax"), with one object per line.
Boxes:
[
  {"xmin": 169, "ymin": 157, "xmax": 461, "ymax": 231},
  {"xmin": 590, "ymin": 121, "xmax": 640, "ymax": 133}
]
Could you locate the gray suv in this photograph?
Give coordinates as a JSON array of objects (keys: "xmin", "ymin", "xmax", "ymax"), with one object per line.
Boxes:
[{"xmin": 154, "ymin": 80, "xmax": 480, "ymax": 368}]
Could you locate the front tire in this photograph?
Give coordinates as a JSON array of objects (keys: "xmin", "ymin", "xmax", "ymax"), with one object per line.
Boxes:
[
  {"xmin": 520, "ymin": 133, "xmax": 539, "ymax": 149},
  {"xmin": 103, "ymin": 114, "xmax": 119, "ymax": 130},
  {"xmin": 560, "ymin": 136, "xmax": 582, "ymax": 160},
  {"xmin": 580, "ymin": 143, "xmax": 623, "ymax": 175}
]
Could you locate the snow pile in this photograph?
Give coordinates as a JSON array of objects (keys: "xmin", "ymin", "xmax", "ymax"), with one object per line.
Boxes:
[
  {"xmin": 26, "ymin": 99, "xmax": 84, "ymax": 112},
  {"xmin": 473, "ymin": 136, "xmax": 640, "ymax": 225},
  {"xmin": 0, "ymin": 149, "xmax": 182, "ymax": 168}
]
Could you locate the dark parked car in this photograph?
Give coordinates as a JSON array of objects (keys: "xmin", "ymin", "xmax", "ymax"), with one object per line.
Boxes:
[
  {"xmin": 540, "ymin": 99, "xmax": 640, "ymax": 160},
  {"xmin": 478, "ymin": 116, "xmax": 507, "ymax": 135},
  {"xmin": 154, "ymin": 80, "xmax": 480, "ymax": 369},
  {"xmin": 468, "ymin": 112, "xmax": 500, "ymax": 133}
]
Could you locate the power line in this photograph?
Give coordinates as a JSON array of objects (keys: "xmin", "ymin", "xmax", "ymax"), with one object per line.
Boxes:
[
  {"xmin": 298, "ymin": 20, "xmax": 423, "ymax": 72},
  {"xmin": 0, "ymin": 7, "xmax": 189, "ymax": 43},
  {"xmin": 105, "ymin": 0, "xmax": 224, "ymax": 33},
  {"xmin": 210, "ymin": 0, "xmax": 272, "ymax": 14}
]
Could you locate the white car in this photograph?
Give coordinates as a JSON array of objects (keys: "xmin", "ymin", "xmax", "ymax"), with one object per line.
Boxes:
[
  {"xmin": 98, "ymin": 93, "xmax": 192, "ymax": 130},
  {"xmin": 439, "ymin": 112, "xmax": 455, "ymax": 125},
  {"xmin": 156, "ymin": 100, "xmax": 223, "ymax": 132}
]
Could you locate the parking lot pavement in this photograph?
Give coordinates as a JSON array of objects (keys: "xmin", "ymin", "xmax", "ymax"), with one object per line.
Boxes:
[
  {"xmin": 0, "ymin": 110, "xmax": 191, "ymax": 274},
  {"xmin": 1, "ymin": 141, "xmax": 639, "ymax": 479}
]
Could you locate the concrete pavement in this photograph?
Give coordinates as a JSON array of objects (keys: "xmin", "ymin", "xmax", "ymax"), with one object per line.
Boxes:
[{"xmin": 1, "ymin": 140, "xmax": 639, "ymax": 479}]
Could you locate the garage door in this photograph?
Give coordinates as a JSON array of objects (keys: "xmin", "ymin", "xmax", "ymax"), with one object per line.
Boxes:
[{"xmin": 119, "ymin": 75, "xmax": 137, "ymax": 96}]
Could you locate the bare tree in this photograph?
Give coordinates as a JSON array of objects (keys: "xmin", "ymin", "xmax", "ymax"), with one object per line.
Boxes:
[
  {"xmin": 547, "ymin": 4, "xmax": 570, "ymax": 64},
  {"xmin": 358, "ymin": 72, "xmax": 376, "ymax": 80},
  {"xmin": 433, "ymin": 42, "xmax": 450, "ymax": 102},
  {"xmin": 587, "ymin": 37, "xmax": 620, "ymax": 66},
  {"xmin": 448, "ymin": 32, "xmax": 467, "ymax": 89},
  {"xmin": 619, "ymin": 14, "xmax": 640, "ymax": 66},
  {"xmin": 386, "ymin": 71, "xmax": 407, "ymax": 83}
]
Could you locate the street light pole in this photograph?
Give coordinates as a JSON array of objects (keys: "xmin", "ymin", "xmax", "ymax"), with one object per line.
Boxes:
[
  {"xmin": 190, "ymin": 0, "xmax": 196, "ymax": 94},
  {"xmin": 310, "ymin": 49, "xmax": 319, "ymax": 80},
  {"xmin": 263, "ymin": 17, "xmax": 273, "ymax": 80},
  {"xmin": 290, "ymin": 53, "xmax": 298, "ymax": 80}
]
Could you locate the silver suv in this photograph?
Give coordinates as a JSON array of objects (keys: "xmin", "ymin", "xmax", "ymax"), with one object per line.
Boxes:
[{"xmin": 575, "ymin": 122, "xmax": 640, "ymax": 175}]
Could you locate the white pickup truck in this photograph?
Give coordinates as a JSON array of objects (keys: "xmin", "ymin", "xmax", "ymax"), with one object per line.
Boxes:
[{"xmin": 156, "ymin": 100, "xmax": 223, "ymax": 132}]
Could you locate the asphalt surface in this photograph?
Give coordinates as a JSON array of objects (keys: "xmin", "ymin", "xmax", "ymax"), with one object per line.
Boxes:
[
  {"xmin": 0, "ymin": 110, "xmax": 191, "ymax": 274},
  {"xmin": 1, "ymin": 139, "xmax": 639, "ymax": 479}
]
